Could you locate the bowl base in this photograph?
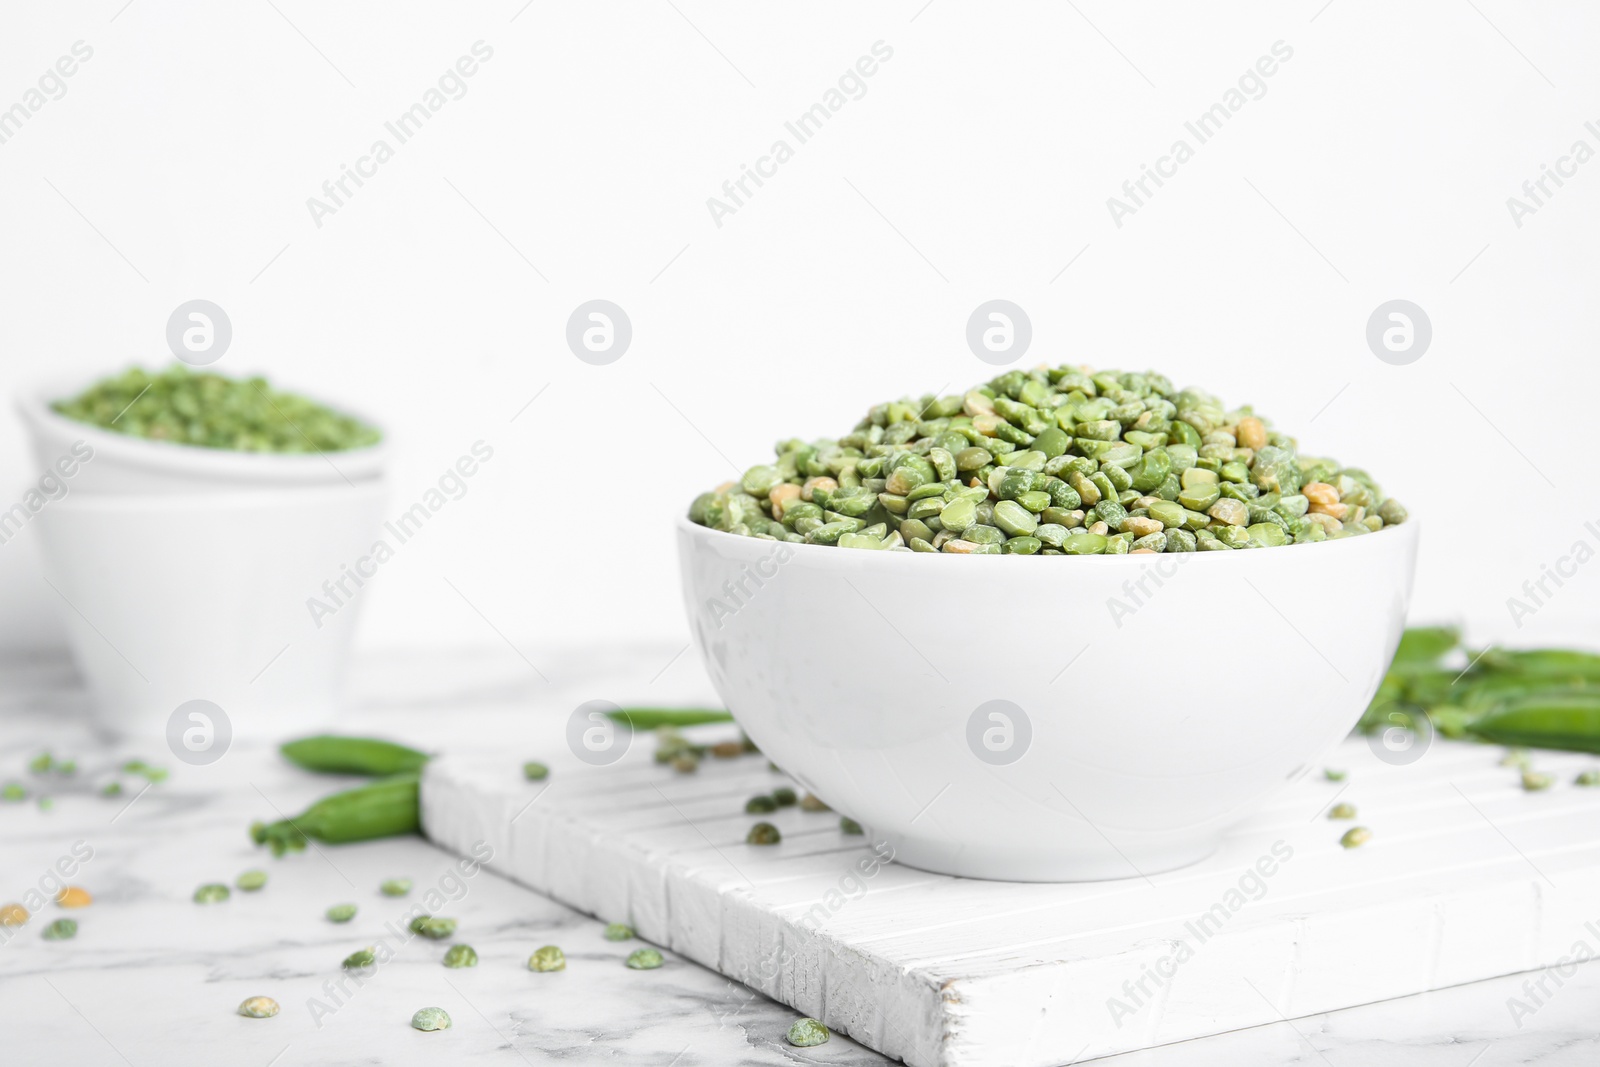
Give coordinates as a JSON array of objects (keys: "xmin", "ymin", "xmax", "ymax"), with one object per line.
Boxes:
[{"xmin": 880, "ymin": 830, "xmax": 1221, "ymax": 883}]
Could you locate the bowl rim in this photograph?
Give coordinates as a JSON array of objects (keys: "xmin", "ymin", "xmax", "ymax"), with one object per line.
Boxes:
[
  {"xmin": 16, "ymin": 371, "xmax": 388, "ymax": 477},
  {"xmin": 676, "ymin": 511, "xmax": 1418, "ymax": 563}
]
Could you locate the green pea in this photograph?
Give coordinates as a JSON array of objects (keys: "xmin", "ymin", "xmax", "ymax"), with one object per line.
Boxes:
[
  {"xmin": 411, "ymin": 1007, "xmax": 452, "ymax": 1031},
  {"xmin": 840, "ymin": 817, "xmax": 864, "ymax": 835},
  {"xmin": 747, "ymin": 822, "xmax": 781, "ymax": 845},
  {"xmin": 1034, "ymin": 523, "xmax": 1069, "ymax": 549},
  {"xmin": 411, "ymin": 916, "xmax": 457, "ymax": 940},
  {"xmin": 992, "ymin": 500, "xmax": 1038, "ymax": 537},
  {"xmin": 626, "ymin": 948, "xmax": 665, "ymax": 970},
  {"xmin": 238, "ymin": 996, "xmax": 280, "ymax": 1018},
  {"xmin": 1324, "ymin": 768, "xmax": 1347, "ymax": 782},
  {"xmin": 522, "ymin": 761, "xmax": 550, "ymax": 781},
  {"xmin": 746, "ymin": 795, "xmax": 777, "ymax": 814},
  {"xmin": 1063, "ymin": 533, "xmax": 1108, "ymax": 555},
  {"xmin": 1328, "ymin": 803, "xmax": 1357, "ymax": 820},
  {"xmin": 955, "ymin": 447, "xmax": 992, "ymax": 471},
  {"xmin": 1216, "ymin": 525, "xmax": 1251, "ymax": 549},
  {"xmin": 1016, "ymin": 490, "xmax": 1052, "ymax": 513},
  {"xmin": 1094, "ymin": 500, "xmax": 1127, "ymax": 527},
  {"xmin": 787, "ymin": 1018, "xmax": 831, "ymax": 1047},
  {"xmin": 1031, "ymin": 426, "xmax": 1070, "ymax": 458},
  {"xmin": 741, "ymin": 465, "xmax": 782, "ymax": 496},
  {"xmin": 528, "ymin": 945, "xmax": 566, "ymax": 971},
  {"xmin": 771, "ymin": 786, "xmax": 798, "ymax": 807},
  {"xmin": 42, "ymin": 918, "xmax": 77, "ymax": 940},
  {"xmin": 1576, "ymin": 770, "xmax": 1600, "ymax": 787},
  {"xmin": 1178, "ymin": 484, "xmax": 1221, "ymax": 511},
  {"xmin": 1148, "ymin": 501, "xmax": 1186, "ymax": 528},
  {"xmin": 443, "ymin": 944, "xmax": 478, "ymax": 968},
  {"xmin": 194, "ymin": 883, "xmax": 230, "ymax": 905},
  {"xmin": 343, "ymin": 948, "xmax": 377, "ymax": 970},
  {"xmin": 962, "ymin": 524, "xmax": 1005, "ymax": 545},
  {"xmin": 1522, "ymin": 770, "xmax": 1555, "ymax": 792},
  {"xmin": 1248, "ymin": 522, "xmax": 1288, "ymax": 547},
  {"xmin": 1340, "ymin": 827, "xmax": 1372, "ymax": 849},
  {"xmin": 236, "ymin": 870, "xmax": 268, "ymax": 892},
  {"xmin": 604, "ymin": 922, "xmax": 635, "ymax": 941},
  {"xmin": 380, "ymin": 878, "xmax": 412, "ymax": 897},
  {"xmin": 327, "ymin": 904, "xmax": 357, "ymax": 923}
]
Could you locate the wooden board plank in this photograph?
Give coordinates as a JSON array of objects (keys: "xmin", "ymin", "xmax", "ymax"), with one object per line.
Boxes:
[{"xmin": 421, "ymin": 731, "xmax": 1600, "ymax": 1066}]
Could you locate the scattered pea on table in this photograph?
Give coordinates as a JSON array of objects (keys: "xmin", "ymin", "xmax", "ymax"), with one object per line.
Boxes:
[
  {"xmin": 55, "ymin": 887, "xmax": 92, "ymax": 908},
  {"xmin": 1521, "ymin": 770, "xmax": 1555, "ymax": 792},
  {"xmin": 194, "ymin": 884, "xmax": 230, "ymax": 905},
  {"xmin": 343, "ymin": 948, "xmax": 377, "ymax": 970},
  {"xmin": 528, "ymin": 945, "xmax": 566, "ymax": 972},
  {"xmin": 787, "ymin": 1018, "xmax": 830, "ymax": 1047},
  {"xmin": 411, "ymin": 1007, "xmax": 451, "ymax": 1032},
  {"xmin": 442, "ymin": 945, "xmax": 478, "ymax": 969},
  {"xmin": 1340, "ymin": 827, "xmax": 1373, "ymax": 849},
  {"xmin": 238, "ymin": 997, "xmax": 279, "ymax": 1019}
]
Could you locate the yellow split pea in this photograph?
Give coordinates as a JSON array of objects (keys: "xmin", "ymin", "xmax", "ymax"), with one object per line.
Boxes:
[{"xmin": 55, "ymin": 887, "xmax": 92, "ymax": 909}]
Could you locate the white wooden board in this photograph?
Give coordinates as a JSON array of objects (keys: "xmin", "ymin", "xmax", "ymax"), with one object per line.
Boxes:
[{"xmin": 421, "ymin": 731, "xmax": 1600, "ymax": 1066}]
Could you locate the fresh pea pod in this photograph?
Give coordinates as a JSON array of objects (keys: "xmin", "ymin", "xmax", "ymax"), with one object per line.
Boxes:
[
  {"xmin": 1391, "ymin": 626, "xmax": 1460, "ymax": 666},
  {"xmin": 280, "ymin": 736, "xmax": 430, "ymax": 777},
  {"xmin": 605, "ymin": 708, "xmax": 733, "ymax": 729},
  {"xmin": 251, "ymin": 772, "xmax": 420, "ymax": 855},
  {"xmin": 1468, "ymin": 695, "xmax": 1600, "ymax": 754},
  {"xmin": 1475, "ymin": 649, "xmax": 1600, "ymax": 678},
  {"xmin": 1455, "ymin": 673, "xmax": 1597, "ymax": 711}
]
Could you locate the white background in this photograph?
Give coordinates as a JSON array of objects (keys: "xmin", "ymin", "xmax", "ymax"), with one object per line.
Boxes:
[{"xmin": 1, "ymin": 0, "xmax": 1596, "ymax": 656}]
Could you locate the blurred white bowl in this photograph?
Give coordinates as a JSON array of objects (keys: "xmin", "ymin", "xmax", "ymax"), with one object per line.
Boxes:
[
  {"xmin": 16, "ymin": 380, "xmax": 387, "ymax": 494},
  {"xmin": 34, "ymin": 482, "xmax": 389, "ymax": 742},
  {"xmin": 678, "ymin": 516, "xmax": 1419, "ymax": 882}
]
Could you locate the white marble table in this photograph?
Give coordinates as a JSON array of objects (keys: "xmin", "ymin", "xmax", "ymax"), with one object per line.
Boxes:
[{"xmin": 2, "ymin": 646, "xmax": 1598, "ymax": 1066}]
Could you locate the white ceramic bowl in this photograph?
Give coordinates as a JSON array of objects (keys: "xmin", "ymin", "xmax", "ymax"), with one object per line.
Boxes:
[
  {"xmin": 16, "ymin": 380, "xmax": 386, "ymax": 494},
  {"xmin": 34, "ymin": 482, "xmax": 388, "ymax": 741},
  {"xmin": 678, "ymin": 516, "xmax": 1419, "ymax": 882}
]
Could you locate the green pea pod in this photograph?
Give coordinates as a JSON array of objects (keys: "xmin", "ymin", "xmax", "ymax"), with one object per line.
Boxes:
[
  {"xmin": 1475, "ymin": 648, "xmax": 1600, "ymax": 678},
  {"xmin": 605, "ymin": 708, "xmax": 733, "ymax": 729},
  {"xmin": 1467, "ymin": 695, "xmax": 1600, "ymax": 754},
  {"xmin": 252, "ymin": 772, "xmax": 420, "ymax": 855},
  {"xmin": 1391, "ymin": 626, "xmax": 1460, "ymax": 666},
  {"xmin": 1455, "ymin": 673, "xmax": 1597, "ymax": 711},
  {"xmin": 280, "ymin": 735, "xmax": 430, "ymax": 776},
  {"xmin": 1426, "ymin": 705, "xmax": 1480, "ymax": 740}
]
